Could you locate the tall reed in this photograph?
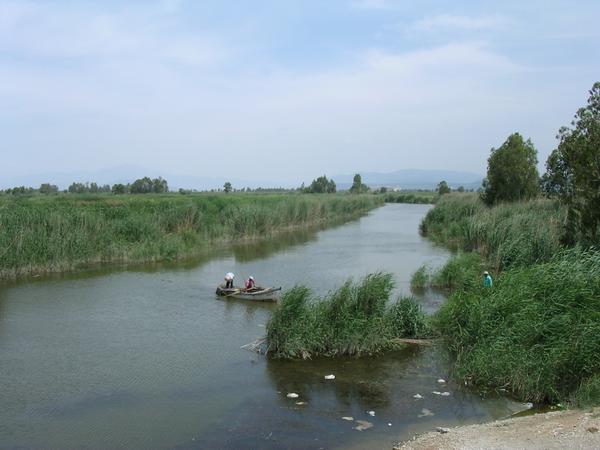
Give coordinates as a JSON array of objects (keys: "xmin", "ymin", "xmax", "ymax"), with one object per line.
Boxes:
[
  {"xmin": 0, "ymin": 193, "xmax": 383, "ymax": 279},
  {"xmin": 267, "ymin": 273, "xmax": 430, "ymax": 359}
]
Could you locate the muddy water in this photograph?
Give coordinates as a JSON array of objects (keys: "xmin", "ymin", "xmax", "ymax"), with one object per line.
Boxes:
[{"xmin": 0, "ymin": 204, "xmax": 521, "ymax": 449}]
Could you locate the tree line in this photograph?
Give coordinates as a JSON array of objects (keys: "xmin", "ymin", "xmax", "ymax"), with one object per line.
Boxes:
[
  {"xmin": 1, "ymin": 177, "xmax": 169, "ymax": 196},
  {"xmin": 471, "ymin": 81, "xmax": 600, "ymax": 244}
]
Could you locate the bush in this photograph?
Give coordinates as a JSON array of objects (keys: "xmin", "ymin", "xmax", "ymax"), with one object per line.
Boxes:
[
  {"xmin": 434, "ymin": 248, "xmax": 600, "ymax": 404},
  {"xmin": 267, "ymin": 273, "xmax": 430, "ymax": 359}
]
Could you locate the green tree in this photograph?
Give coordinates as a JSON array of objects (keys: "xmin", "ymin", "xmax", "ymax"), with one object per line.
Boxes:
[
  {"xmin": 349, "ymin": 173, "xmax": 370, "ymax": 194},
  {"xmin": 481, "ymin": 133, "xmax": 540, "ymax": 205},
  {"xmin": 112, "ymin": 183, "xmax": 127, "ymax": 195},
  {"xmin": 130, "ymin": 177, "xmax": 154, "ymax": 194},
  {"xmin": 39, "ymin": 183, "xmax": 58, "ymax": 194},
  {"xmin": 152, "ymin": 177, "xmax": 168, "ymax": 193},
  {"xmin": 223, "ymin": 182, "xmax": 232, "ymax": 193},
  {"xmin": 457, "ymin": 186, "xmax": 465, "ymax": 193},
  {"xmin": 437, "ymin": 180, "xmax": 451, "ymax": 196},
  {"xmin": 306, "ymin": 175, "xmax": 336, "ymax": 193},
  {"xmin": 542, "ymin": 82, "xmax": 600, "ymax": 242}
]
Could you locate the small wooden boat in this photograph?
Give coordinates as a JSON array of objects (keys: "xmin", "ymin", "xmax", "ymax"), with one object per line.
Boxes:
[{"xmin": 215, "ymin": 285, "xmax": 282, "ymax": 302}]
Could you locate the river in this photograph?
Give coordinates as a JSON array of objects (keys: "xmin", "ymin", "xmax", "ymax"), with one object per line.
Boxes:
[{"xmin": 0, "ymin": 204, "xmax": 522, "ymax": 449}]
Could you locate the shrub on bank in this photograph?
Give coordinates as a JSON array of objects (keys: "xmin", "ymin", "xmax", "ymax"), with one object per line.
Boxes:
[
  {"xmin": 267, "ymin": 273, "xmax": 430, "ymax": 359},
  {"xmin": 434, "ymin": 248, "xmax": 600, "ymax": 404},
  {"xmin": 420, "ymin": 193, "xmax": 566, "ymax": 270}
]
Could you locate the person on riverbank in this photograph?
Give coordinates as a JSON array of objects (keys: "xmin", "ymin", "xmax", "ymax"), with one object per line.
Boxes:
[
  {"xmin": 245, "ymin": 276, "xmax": 256, "ymax": 290},
  {"xmin": 225, "ymin": 272, "xmax": 235, "ymax": 289},
  {"xmin": 483, "ymin": 271, "xmax": 493, "ymax": 288}
]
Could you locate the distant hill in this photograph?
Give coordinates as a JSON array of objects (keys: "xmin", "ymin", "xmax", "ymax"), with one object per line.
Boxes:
[{"xmin": 334, "ymin": 169, "xmax": 483, "ymax": 190}]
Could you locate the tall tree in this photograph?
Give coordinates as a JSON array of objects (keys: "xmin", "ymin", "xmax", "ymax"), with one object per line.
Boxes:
[
  {"xmin": 306, "ymin": 175, "xmax": 336, "ymax": 193},
  {"xmin": 481, "ymin": 133, "xmax": 540, "ymax": 205},
  {"xmin": 437, "ymin": 180, "xmax": 451, "ymax": 195},
  {"xmin": 223, "ymin": 182, "xmax": 232, "ymax": 193},
  {"xmin": 542, "ymin": 82, "xmax": 600, "ymax": 242}
]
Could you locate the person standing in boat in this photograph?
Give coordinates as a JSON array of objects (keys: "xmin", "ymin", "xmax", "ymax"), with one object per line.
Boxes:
[
  {"xmin": 225, "ymin": 272, "xmax": 235, "ymax": 289},
  {"xmin": 245, "ymin": 276, "xmax": 256, "ymax": 290}
]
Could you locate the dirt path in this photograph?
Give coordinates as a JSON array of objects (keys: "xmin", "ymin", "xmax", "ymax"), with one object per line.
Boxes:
[{"xmin": 394, "ymin": 408, "xmax": 600, "ymax": 450}]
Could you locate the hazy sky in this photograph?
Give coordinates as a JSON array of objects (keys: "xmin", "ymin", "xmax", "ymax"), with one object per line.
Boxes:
[{"xmin": 1, "ymin": 0, "xmax": 599, "ymax": 184}]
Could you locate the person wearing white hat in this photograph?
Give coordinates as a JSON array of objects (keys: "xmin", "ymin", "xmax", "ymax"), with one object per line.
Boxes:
[
  {"xmin": 245, "ymin": 275, "xmax": 256, "ymax": 290},
  {"xmin": 225, "ymin": 272, "xmax": 235, "ymax": 289},
  {"xmin": 483, "ymin": 271, "xmax": 493, "ymax": 288}
]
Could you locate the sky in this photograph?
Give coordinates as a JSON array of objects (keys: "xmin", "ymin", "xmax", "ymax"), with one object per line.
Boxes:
[{"xmin": 1, "ymin": 0, "xmax": 599, "ymax": 186}]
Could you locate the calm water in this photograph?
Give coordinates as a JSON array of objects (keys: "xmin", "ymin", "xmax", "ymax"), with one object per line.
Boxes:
[{"xmin": 0, "ymin": 204, "xmax": 521, "ymax": 449}]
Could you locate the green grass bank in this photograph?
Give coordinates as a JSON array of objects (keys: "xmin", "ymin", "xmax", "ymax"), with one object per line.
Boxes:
[
  {"xmin": 419, "ymin": 193, "xmax": 600, "ymax": 406},
  {"xmin": 266, "ymin": 273, "xmax": 430, "ymax": 359},
  {"xmin": 0, "ymin": 193, "xmax": 382, "ymax": 280}
]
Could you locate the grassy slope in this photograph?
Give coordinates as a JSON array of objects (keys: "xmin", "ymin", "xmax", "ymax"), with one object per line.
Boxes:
[
  {"xmin": 420, "ymin": 193, "xmax": 600, "ymax": 405},
  {"xmin": 0, "ymin": 193, "xmax": 382, "ymax": 279}
]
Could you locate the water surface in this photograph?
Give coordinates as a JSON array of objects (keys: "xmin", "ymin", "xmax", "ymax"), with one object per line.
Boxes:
[{"xmin": 0, "ymin": 204, "xmax": 520, "ymax": 449}]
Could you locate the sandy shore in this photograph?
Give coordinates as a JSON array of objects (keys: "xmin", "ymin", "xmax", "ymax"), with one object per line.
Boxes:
[{"xmin": 394, "ymin": 408, "xmax": 600, "ymax": 450}]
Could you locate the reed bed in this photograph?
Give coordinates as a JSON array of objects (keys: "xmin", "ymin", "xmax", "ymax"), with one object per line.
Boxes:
[
  {"xmin": 0, "ymin": 193, "xmax": 382, "ymax": 279},
  {"xmin": 420, "ymin": 193, "xmax": 566, "ymax": 270},
  {"xmin": 434, "ymin": 248, "xmax": 600, "ymax": 404},
  {"xmin": 266, "ymin": 273, "xmax": 430, "ymax": 359}
]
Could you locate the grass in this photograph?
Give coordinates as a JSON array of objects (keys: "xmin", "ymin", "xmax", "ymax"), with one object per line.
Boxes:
[
  {"xmin": 417, "ymin": 193, "xmax": 600, "ymax": 406},
  {"xmin": 433, "ymin": 248, "xmax": 600, "ymax": 404},
  {"xmin": 420, "ymin": 193, "xmax": 566, "ymax": 271},
  {"xmin": 0, "ymin": 192, "xmax": 383, "ymax": 279},
  {"xmin": 266, "ymin": 273, "xmax": 430, "ymax": 359},
  {"xmin": 384, "ymin": 191, "xmax": 436, "ymax": 204}
]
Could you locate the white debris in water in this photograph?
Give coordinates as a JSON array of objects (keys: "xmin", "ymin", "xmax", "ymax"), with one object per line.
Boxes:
[
  {"xmin": 432, "ymin": 391, "xmax": 442, "ymax": 395},
  {"xmin": 295, "ymin": 401, "xmax": 307, "ymax": 405},
  {"xmin": 286, "ymin": 393, "xmax": 299, "ymax": 399},
  {"xmin": 324, "ymin": 374, "xmax": 336, "ymax": 380},
  {"xmin": 354, "ymin": 420, "xmax": 373, "ymax": 431},
  {"xmin": 441, "ymin": 392, "xmax": 451, "ymax": 396},
  {"xmin": 367, "ymin": 410, "xmax": 375, "ymax": 416},
  {"xmin": 436, "ymin": 427, "xmax": 450, "ymax": 434},
  {"xmin": 388, "ymin": 423, "xmax": 392, "ymax": 427},
  {"xmin": 437, "ymin": 378, "xmax": 446, "ymax": 384},
  {"xmin": 342, "ymin": 416, "xmax": 354, "ymax": 421},
  {"xmin": 413, "ymin": 394, "xmax": 423, "ymax": 399},
  {"xmin": 524, "ymin": 402, "xmax": 534, "ymax": 409},
  {"xmin": 418, "ymin": 408, "xmax": 434, "ymax": 418}
]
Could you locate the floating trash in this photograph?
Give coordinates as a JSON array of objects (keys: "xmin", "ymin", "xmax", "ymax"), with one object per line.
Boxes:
[
  {"xmin": 432, "ymin": 391, "xmax": 442, "ymax": 395},
  {"xmin": 413, "ymin": 394, "xmax": 423, "ymax": 399},
  {"xmin": 437, "ymin": 379, "xmax": 446, "ymax": 384},
  {"xmin": 342, "ymin": 416, "xmax": 354, "ymax": 421},
  {"xmin": 436, "ymin": 427, "xmax": 450, "ymax": 434},
  {"xmin": 367, "ymin": 410, "xmax": 375, "ymax": 416},
  {"xmin": 440, "ymin": 392, "xmax": 451, "ymax": 396},
  {"xmin": 523, "ymin": 402, "xmax": 534, "ymax": 409},
  {"xmin": 287, "ymin": 393, "xmax": 299, "ymax": 399},
  {"xmin": 388, "ymin": 423, "xmax": 392, "ymax": 427},
  {"xmin": 418, "ymin": 408, "xmax": 434, "ymax": 418},
  {"xmin": 324, "ymin": 374, "xmax": 336, "ymax": 380},
  {"xmin": 354, "ymin": 420, "xmax": 373, "ymax": 431},
  {"xmin": 295, "ymin": 401, "xmax": 307, "ymax": 405}
]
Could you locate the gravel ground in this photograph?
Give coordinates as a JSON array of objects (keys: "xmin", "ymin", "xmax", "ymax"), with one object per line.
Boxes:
[{"xmin": 394, "ymin": 408, "xmax": 600, "ymax": 450}]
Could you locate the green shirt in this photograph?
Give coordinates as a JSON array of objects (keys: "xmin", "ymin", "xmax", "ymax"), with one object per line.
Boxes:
[{"xmin": 484, "ymin": 275, "xmax": 493, "ymax": 287}]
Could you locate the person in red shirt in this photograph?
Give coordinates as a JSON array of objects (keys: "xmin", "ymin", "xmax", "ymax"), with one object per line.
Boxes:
[{"xmin": 245, "ymin": 276, "xmax": 256, "ymax": 290}]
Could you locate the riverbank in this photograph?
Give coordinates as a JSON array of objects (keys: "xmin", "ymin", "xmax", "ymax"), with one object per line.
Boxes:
[
  {"xmin": 395, "ymin": 408, "xmax": 600, "ymax": 450},
  {"xmin": 0, "ymin": 193, "xmax": 382, "ymax": 280}
]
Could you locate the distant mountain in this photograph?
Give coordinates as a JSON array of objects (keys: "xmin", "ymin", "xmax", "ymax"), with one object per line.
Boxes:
[{"xmin": 334, "ymin": 169, "xmax": 483, "ymax": 190}]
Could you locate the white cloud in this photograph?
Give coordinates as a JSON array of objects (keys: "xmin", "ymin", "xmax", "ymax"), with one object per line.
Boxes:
[{"xmin": 412, "ymin": 14, "xmax": 508, "ymax": 32}]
